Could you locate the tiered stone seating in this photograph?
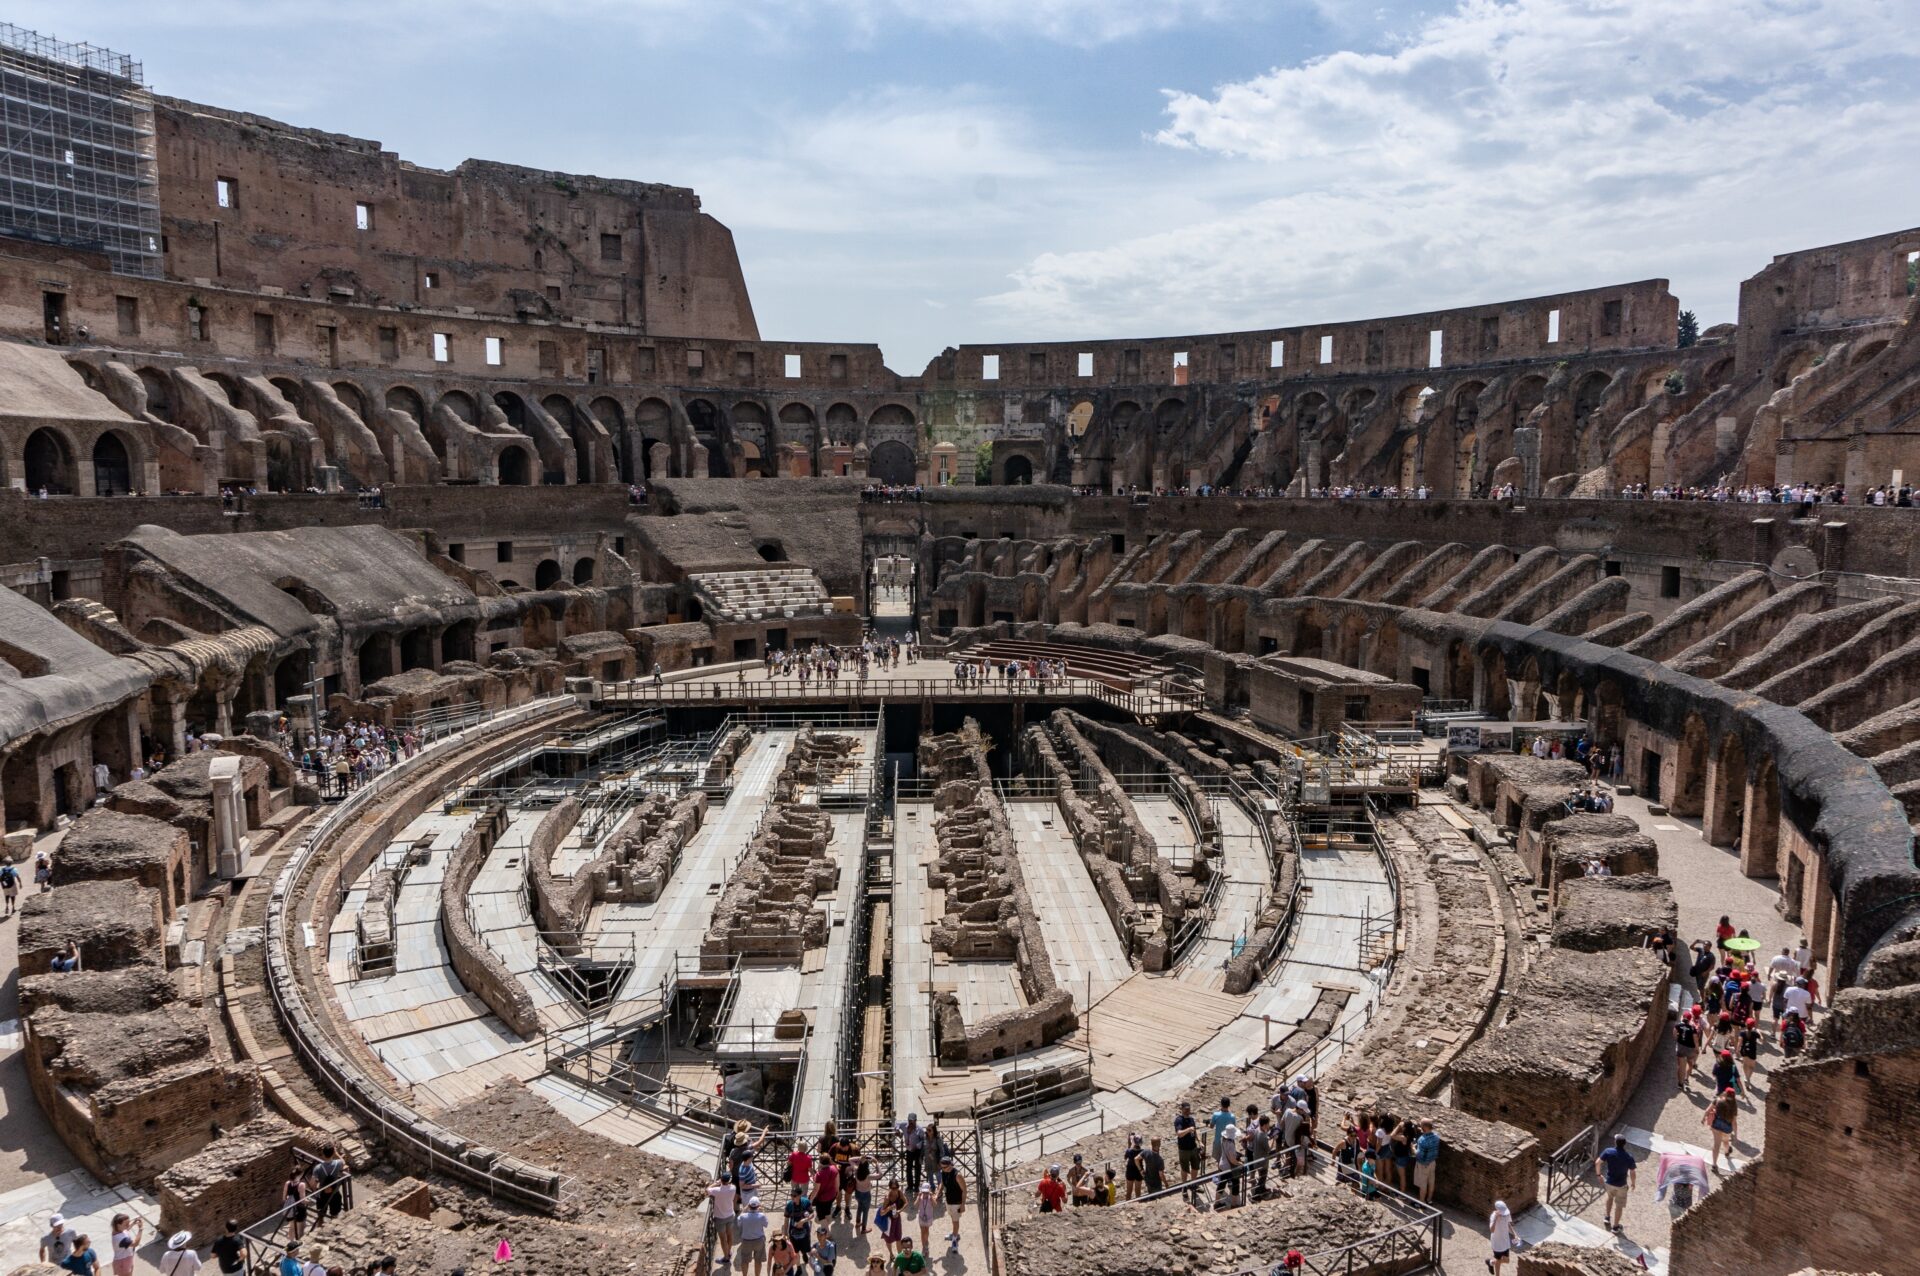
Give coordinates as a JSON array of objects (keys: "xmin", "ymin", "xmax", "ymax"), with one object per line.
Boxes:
[
  {"xmin": 688, "ymin": 567, "xmax": 832, "ymax": 621},
  {"xmin": 969, "ymin": 639, "xmax": 1157, "ymax": 690}
]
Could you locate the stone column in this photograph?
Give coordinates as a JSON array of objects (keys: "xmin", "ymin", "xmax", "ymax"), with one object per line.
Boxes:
[
  {"xmin": 208, "ymin": 755, "xmax": 248, "ymax": 878},
  {"xmin": 1513, "ymin": 426, "xmax": 1541, "ymax": 497}
]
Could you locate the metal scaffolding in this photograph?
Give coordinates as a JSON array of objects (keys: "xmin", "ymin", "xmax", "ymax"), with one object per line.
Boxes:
[{"xmin": 0, "ymin": 23, "xmax": 160, "ymax": 277}]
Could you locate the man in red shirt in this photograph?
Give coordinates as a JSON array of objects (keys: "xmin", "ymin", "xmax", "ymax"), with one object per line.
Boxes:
[{"xmin": 1036, "ymin": 1167, "xmax": 1067, "ymax": 1213}]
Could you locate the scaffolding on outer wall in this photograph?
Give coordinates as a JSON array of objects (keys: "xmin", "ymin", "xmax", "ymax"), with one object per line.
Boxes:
[{"xmin": 0, "ymin": 23, "xmax": 161, "ymax": 278}]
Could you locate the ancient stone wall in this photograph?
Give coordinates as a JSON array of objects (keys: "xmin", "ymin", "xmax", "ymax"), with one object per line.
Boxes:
[
  {"xmin": 1451, "ymin": 947, "xmax": 1669, "ymax": 1147},
  {"xmin": 1668, "ymin": 979, "xmax": 1920, "ymax": 1276},
  {"xmin": 156, "ymin": 1115, "xmax": 322, "ymax": 1241},
  {"xmin": 437, "ymin": 804, "xmax": 542, "ymax": 1038},
  {"xmin": 920, "ymin": 721, "xmax": 1077, "ymax": 1064}
]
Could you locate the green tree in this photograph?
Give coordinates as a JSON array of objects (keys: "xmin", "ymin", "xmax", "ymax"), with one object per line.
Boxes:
[
  {"xmin": 1677, "ymin": 310, "xmax": 1699, "ymax": 348},
  {"xmin": 975, "ymin": 441, "xmax": 993, "ymax": 485}
]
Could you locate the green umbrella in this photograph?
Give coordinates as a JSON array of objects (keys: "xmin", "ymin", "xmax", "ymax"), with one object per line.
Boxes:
[{"xmin": 1723, "ymin": 937, "xmax": 1761, "ymax": 953}]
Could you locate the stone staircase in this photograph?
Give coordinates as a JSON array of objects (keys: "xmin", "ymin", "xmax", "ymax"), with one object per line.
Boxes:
[{"xmin": 689, "ymin": 567, "xmax": 832, "ymax": 621}]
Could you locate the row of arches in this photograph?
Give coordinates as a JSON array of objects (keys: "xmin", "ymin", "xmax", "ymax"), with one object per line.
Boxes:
[{"xmin": 7, "ymin": 426, "xmax": 140, "ymax": 496}]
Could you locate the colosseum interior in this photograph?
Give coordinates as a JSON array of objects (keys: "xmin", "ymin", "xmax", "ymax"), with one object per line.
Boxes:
[{"xmin": 0, "ymin": 19, "xmax": 1912, "ymax": 1276}]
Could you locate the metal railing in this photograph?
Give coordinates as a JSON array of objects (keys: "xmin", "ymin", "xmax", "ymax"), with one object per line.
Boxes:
[
  {"xmin": 264, "ymin": 695, "xmax": 575, "ymax": 1212},
  {"xmin": 237, "ymin": 1148, "xmax": 355, "ymax": 1273},
  {"xmin": 599, "ymin": 673, "xmax": 1205, "ymax": 717},
  {"xmin": 1542, "ymin": 1123, "xmax": 1598, "ymax": 1208}
]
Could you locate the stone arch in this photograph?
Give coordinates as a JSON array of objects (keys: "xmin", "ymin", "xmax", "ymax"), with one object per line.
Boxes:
[
  {"xmin": 1152, "ymin": 397, "xmax": 1185, "ymax": 432},
  {"xmin": 1772, "ymin": 346, "xmax": 1819, "ymax": 389},
  {"xmin": 399, "ymin": 629, "xmax": 434, "ymax": 673},
  {"xmin": 1067, "ymin": 400, "xmax": 1095, "ymax": 437},
  {"xmin": 1674, "ymin": 712, "xmax": 1710, "ymax": 818},
  {"xmin": 1003, "ymin": 455, "xmax": 1034, "ymax": 485},
  {"xmin": 1572, "ymin": 370, "xmax": 1612, "ymax": 422},
  {"xmin": 1709, "ymin": 729, "xmax": 1747, "ymax": 848},
  {"xmin": 1742, "ymin": 754, "xmax": 1780, "ymax": 879},
  {"xmin": 385, "ymin": 385, "xmax": 426, "ymax": 422},
  {"xmin": 824, "ymin": 401, "xmax": 859, "ymax": 444},
  {"xmin": 730, "ymin": 400, "xmax": 771, "ymax": 429},
  {"xmin": 1295, "ymin": 391, "xmax": 1330, "ymax": 433},
  {"xmin": 91, "ymin": 430, "xmax": 134, "ymax": 496},
  {"xmin": 137, "ymin": 368, "xmax": 175, "ymax": 422},
  {"xmin": 869, "ymin": 439, "xmax": 916, "ymax": 485},
  {"xmin": 737, "ymin": 439, "xmax": 770, "ymax": 478},
  {"xmin": 535, "ymin": 559, "xmax": 563, "ymax": 590},
  {"xmin": 441, "ymin": 619, "xmax": 476, "ymax": 665},
  {"xmin": 572, "ymin": 557, "xmax": 595, "ymax": 585},
  {"xmin": 438, "ymin": 390, "xmax": 478, "ymax": 424},
  {"xmin": 1703, "ymin": 356, "xmax": 1735, "ymax": 389},
  {"xmin": 544, "ymin": 394, "xmax": 596, "ymax": 484},
  {"xmin": 199, "ymin": 371, "xmax": 242, "ymax": 407},
  {"xmin": 869, "ymin": 403, "xmax": 915, "ymax": 428},
  {"xmin": 497, "ymin": 445, "xmax": 533, "ymax": 486},
  {"xmin": 1510, "ymin": 375, "xmax": 1548, "ymax": 417},
  {"xmin": 24, "ymin": 426, "xmax": 77, "ymax": 494},
  {"xmin": 1480, "ymin": 646, "xmax": 1511, "ymax": 718},
  {"xmin": 1850, "ymin": 338, "xmax": 1891, "ymax": 368},
  {"xmin": 270, "ymin": 376, "xmax": 305, "ymax": 410},
  {"xmin": 357, "ymin": 632, "xmax": 394, "ymax": 683},
  {"xmin": 1398, "ymin": 384, "xmax": 1434, "ymax": 427},
  {"xmin": 494, "ymin": 391, "xmax": 530, "ymax": 430},
  {"xmin": 635, "ymin": 397, "xmax": 671, "ymax": 479},
  {"xmin": 331, "ymin": 381, "xmax": 369, "ymax": 420}
]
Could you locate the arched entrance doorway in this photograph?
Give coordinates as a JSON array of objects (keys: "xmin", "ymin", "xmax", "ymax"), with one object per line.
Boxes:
[
  {"xmin": 92, "ymin": 432, "xmax": 133, "ymax": 495},
  {"xmin": 869, "ymin": 440, "xmax": 916, "ymax": 485},
  {"xmin": 24, "ymin": 428, "xmax": 75, "ymax": 494},
  {"xmin": 1003, "ymin": 455, "xmax": 1034, "ymax": 485},
  {"xmin": 498, "ymin": 446, "xmax": 532, "ymax": 486}
]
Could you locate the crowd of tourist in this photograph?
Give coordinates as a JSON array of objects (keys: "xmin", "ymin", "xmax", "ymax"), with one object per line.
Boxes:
[
  {"xmin": 706, "ymin": 1116, "xmax": 966, "ymax": 1273},
  {"xmin": 756, "ymin": 635, "xmax": 921, "ymax": 686},
  {"xmin": 860, "ymin": 484, "xmax": 928, "ymax": 503},
  {"xmin": 35, "ymin": 1147, "xmax": 353, "ymax": 1276},
  {"xmin": 1613, "ymin": 481, "xmax": 1913, "ymax": 505},
  {"xmin": 279, "ymin": 718, "xmax": 423, "ymax": 796},
  {"xmin": 951, "ymin": 656, "xmax": 1071, "ymax": 690}
]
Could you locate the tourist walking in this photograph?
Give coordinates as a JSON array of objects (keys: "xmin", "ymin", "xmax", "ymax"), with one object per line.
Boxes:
[
  {"xmin": 1704, "ymin": 1088, "xmax": 1739, "ymax": 1169},
  {"xmin": 1487, "ymin": 1201, "xmax": 1513, "ymax": 1273},
  {"xmin": 1596, "ymin": 1135, "xmax": 1636, "ymax": 1233},
  {"xmin": 896, "ymin": 1114, "xmax": 926, "ymax": 1194},
  {"xmin": 938, "ymin": 1156, "xmax": 966, "ymax": 1253},
  {"xmin": 736, "ymin": 1197, "xmax": 770, "ymax": 1276},
  {"xmin": 912, "ymin": 1185, "xmax": 937, "ymax": 1255}
]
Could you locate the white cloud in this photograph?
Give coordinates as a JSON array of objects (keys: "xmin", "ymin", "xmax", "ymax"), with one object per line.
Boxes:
[{"xmin": 984, "ymin": 0, "xmax": 1920, "ymax": 336}]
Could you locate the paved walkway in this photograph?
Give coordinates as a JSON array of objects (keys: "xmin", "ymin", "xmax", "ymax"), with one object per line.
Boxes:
[
  {"xmin": 1176, "ymin": 794, "xmax": 1273, "ymax": 988},
  {"xmin": 1006, "ymin": 799, "xmax": 1131, "ymax": 1011},
  {"xmin": 1495, "ymin": 786, "xmax": 1798, "ymax": 1273}
]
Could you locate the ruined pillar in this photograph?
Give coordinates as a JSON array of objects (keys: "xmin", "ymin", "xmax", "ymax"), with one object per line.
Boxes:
[
  {"xmin": 208, "ymin": 756, "xmax": 249, "ymax": 878},
  {"xmin": 1513, "ymin": 425, "xmax": 1541, "ymax": 497},
  {"xmin": 151, "ymin": 686, "xmax": 189, "ymax": 759},
  {"xmin": 1304, "ymin": 439, "xmax": 1324, "ymax": 492},
  {"xmin": 688, "ymin": 440, "xmax": 709, "ymax": 478}
]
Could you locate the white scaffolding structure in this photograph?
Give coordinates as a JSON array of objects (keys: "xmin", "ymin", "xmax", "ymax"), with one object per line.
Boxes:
[{"xmin": 0, "ymin": 23, "xmax": 160, "ymax": 277}]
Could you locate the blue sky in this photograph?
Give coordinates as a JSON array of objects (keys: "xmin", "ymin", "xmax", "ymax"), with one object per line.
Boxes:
[{"xmin": 19, "ymin": 1, "xmax": 1920, "ymax": 371}]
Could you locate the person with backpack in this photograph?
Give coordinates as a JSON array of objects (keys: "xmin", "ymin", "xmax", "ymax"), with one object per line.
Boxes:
[
  {"xmin": 1674, "ymin": 1009, "xmax": 1701, "ymax": 1086},
  {"xmin": 1780, "ymin": 1010, "xmax": 1807, "ymax": 1059},
  {"xmin": 1, "ymin": 860, "xmax": 19, "ymax": 915},
  {"xmin": 311, "ymin": 1146, "xmax": 347, "ymax": 1220}
]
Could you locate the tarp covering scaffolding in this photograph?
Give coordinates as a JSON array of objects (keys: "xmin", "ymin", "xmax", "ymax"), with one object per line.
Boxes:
[{"xmin": 0, "ymin": 23, "xmax": 161, "ymax": 277}]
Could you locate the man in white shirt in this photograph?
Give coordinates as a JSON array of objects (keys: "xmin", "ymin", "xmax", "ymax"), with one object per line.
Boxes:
[
  {"xmin": 1783, "ymin": 978, "xmax": 1813, "ymax": 1022},
  {"xmin": 1488, "ymin": 1200, "xmax": 1514, "ymax": 1272},
  {"xmin": 707, "ymin": 1171, "xmax": 738, "ymax": 1265},
  {"xmin": 1793, "ymin": 940, "xmax": 1814, "ymax": 976},
  {"xmin": 1767, "ymin": 948, "xmax": 1799, "ymax": 981}
]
